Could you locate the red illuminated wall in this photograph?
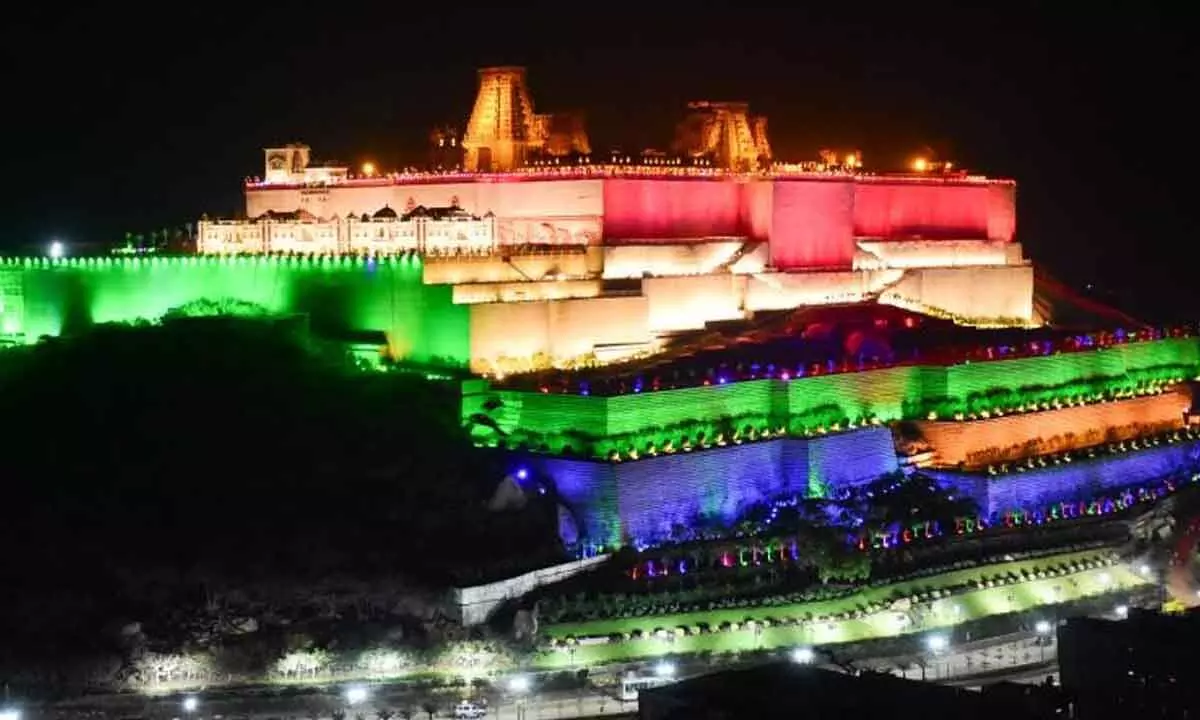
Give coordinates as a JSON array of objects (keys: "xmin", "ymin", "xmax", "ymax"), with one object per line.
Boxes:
[
  {"xmin": 852, "ymin": 182, "xmax": 994, "ymax": 241},
  {"xmin": 602, "ymin": 179, "xmax": 744, "ymax": 242},
  {"xmin": 739, "ymin": 180, "xmax": 774, "ymax": 243},
  {"xmin": 769, "ymin": 179, "xmax": 857, "ymax": 270},
  {"xmin": 987, "ymin": 183, "xmax": 1017, "ymax": 242}
]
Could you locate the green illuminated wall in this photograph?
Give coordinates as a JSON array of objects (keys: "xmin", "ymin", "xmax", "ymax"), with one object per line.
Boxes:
[
  {"xmin": 0, "ymin": 256, "xmax": 469, "ymax": 365},
  {"xmin": 943, "ymin": 338, "xmax": 1200, "ymax": 398},
  {"xmin": 472, "ymin": 337, "xmax": 1200, "ymax": 445}
]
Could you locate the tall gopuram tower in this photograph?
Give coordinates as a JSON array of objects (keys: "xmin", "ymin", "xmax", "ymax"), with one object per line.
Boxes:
[
  {"xmin": 672, "ymin": 101, "xmax": 773, "ymax": 171},
  {"xmin": 463, "ymin": 67, "xmax": 538, "ymax": 172}
]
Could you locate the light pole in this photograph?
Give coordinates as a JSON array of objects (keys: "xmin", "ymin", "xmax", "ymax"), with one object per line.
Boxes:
[
  {"xmin": 508, "ymin": 675, "xmax": 531, "ymax": 720},
  {"xmin": 925, "ymin": 634, "xmax": 949, "ymax": 679},
  {"xmin": 1035, "ymin": 620, "xmax": 1052, "ymax": 663}
]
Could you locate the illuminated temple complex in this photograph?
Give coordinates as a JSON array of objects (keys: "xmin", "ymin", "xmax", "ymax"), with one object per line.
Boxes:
[
  {"xmin": 3, "ymin": 66, "xmax": 1196, "ymax": 555},
  {"xmin": 186, "ymin": 65, "xmax": 1028, "ymax": 373}
]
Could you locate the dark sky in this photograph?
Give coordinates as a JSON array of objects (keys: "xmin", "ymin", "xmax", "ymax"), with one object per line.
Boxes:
[{"xmin": 4, "ymin": 5, "xmax": 1194, "ymax": 319}]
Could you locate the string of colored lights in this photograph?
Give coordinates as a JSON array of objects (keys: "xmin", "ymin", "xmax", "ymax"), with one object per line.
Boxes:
[{"xmin": 618, "ymin": 473, "xmax": 1194, "ymax": 580}]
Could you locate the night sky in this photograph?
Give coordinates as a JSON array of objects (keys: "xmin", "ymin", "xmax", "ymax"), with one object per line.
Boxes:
[{"xmin": 4, "ymin": 6, "xmax": 1193, "ymax": 320}]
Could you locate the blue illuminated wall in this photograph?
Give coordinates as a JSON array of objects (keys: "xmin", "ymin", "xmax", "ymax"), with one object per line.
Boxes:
[
  {"xmin": 528, "ymin": 427, "xmax": 899, "ymax": 546},
  {"xmin": 929, "ymin": 440, "xmax": 1200, "ymax": 515}
]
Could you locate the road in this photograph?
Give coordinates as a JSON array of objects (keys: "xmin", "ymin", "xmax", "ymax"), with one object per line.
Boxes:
[
  {"xmin": 852, "ymin": 632, "xmax": 1057, "ymax": 683},
  {"xmin": 23, "ymin": 633, "xmax": 1057, "ymax": 720}
]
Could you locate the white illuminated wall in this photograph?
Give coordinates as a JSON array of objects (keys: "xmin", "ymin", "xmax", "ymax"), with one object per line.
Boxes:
[
  {"xmin": 452, "ymin": 279, "xmax": 603, "ymax": 304},
  {"xmin": 883, "ymin": 266, "xmax": 1035, "ymax": 322},
  {"xmin": 643, "ymin": 275, "xmax": 746, "ymax": 332},
  {"xmin": 854, "ymin": 240, "xmax": 1024, "ymax": 270},
  {"xmin": 744, "ymin": 270, "xmax": 904, "ymax": 311},
  {"xmin": 602, "ymin": 242, "xmax": 766, "ymax": 279},
  {"xmin": 246, "ymin": 178, "xmax": 605, "ymax": 228},
  {"xmin": 424, "ymin": 252, "xmax": 594, "ymax": 285},
  {"xmin": 469, "ymin": 295, "xmax": 650, "ymax": 370}
]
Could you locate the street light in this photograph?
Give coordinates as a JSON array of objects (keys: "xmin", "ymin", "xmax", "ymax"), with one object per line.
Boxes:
[
  {"xmin": 1035, "ymin": 621, "xmax": 1053, "ymax": 662},
  {"xmin": 344, "ymin": 685, "xmax": 369, "ymax": 706},
  {"xmin": 48, "ymin": 241, "xmax": 64, "ymax": 259},
  {"xmin": 790, "ymin": 647, "xmax": 815, "ymax": 664},
  {"xmin": 653, "ymin": 661, "xmax": 676, "ymax": 678},
  {"xmin": 924, "ymin": 634, "xmax": 949, "ymax": 680},
  {"xmin": 182, "ymin": 696, "xmax": 199, "ymax": 713},
  {"xmin": 0, "ymin": 709, "xmax": 20, "ymax": 720},
  {"xmin": 1115, "ymin": 605, "xmax": 1129, "ymax": 619},
  {"xmin": 508, "ymin": 675, "xmax": 531, "ymax": 720},
  {"xmin": 925, "ymin": 634, "xmax": 949, "ymax": 654}
]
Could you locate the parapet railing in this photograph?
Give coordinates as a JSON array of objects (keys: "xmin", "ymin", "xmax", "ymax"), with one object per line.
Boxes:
[{"xmin": 495, "ymin": 327, "xmax": 1197, "ymax": 397}]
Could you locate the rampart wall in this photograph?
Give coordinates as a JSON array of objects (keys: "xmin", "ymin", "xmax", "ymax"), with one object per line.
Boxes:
[
  {"xmin": 247, "ymin": 176, "xmax": 1017, "ymax": 272},
  {"xmin": 529, "ymin": 427, "xmax": 900, "ymax": 546},
  {"xmin": 0, "ymin": 256, "xmax": 470, "ymax": 365},
  {"xmin": 916, "ymin": 390, "xmax": 1191, "ymax": 468},
  {"xmin": 479, "ymin": 338, "xmax": 1200, "ymax": 446},
  {"xmin": 928, "ymin": 439, "xmax": 1200, "ymax": 516}
]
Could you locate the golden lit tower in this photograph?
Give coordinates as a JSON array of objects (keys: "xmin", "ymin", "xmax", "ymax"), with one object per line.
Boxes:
[
  {"xmin": 672, "ymin": 102, "xmax": 773, "ymax": 171},
  {"xmin": 751, "ymin": 116, "xmax": 772, "ymax": 166},
  {"xmin": 463, "ymin": 67, "xmax": 538, "ymax": 172}
]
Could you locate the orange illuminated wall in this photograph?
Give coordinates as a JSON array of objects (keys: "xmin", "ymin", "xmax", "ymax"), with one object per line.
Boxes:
[
  {"xmin": 916, "ymin": 390, "xmax": 1191, "ymax": 468},
  {"xmin": 601, "ymin": 179, "xmax": 745, "ymax": 241},
  {"xmin": 852, "ymin": 181, "xmax": 1015, "ymax": 243}
]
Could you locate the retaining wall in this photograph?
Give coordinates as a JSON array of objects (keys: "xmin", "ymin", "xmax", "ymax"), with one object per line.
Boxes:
[
  {"xmin": 476, "ymin": 338, "xmax": 1200, "ymax": 444},
  {"xmin": 527, "ymin": 427, "xmax": 899, "ymax": 546},
  {"xmin": 915, "ymin": 390, "xmax": 1191, "ymax": 467},
  {"xmin": 0, "ymin": 255, "xmax": 470, "ymax": 365},
  {"xmin": 929, "ymin": 439, "xmax": 1200, "ymax": 516}
]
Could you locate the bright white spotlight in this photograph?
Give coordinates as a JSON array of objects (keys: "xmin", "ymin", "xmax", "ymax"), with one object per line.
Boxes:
[
  {"xmin": 654, "ymin": 661, "xmax": 676, "ymax": 678},
  {"xmin": 48, "ymin": 241, "xmax": 64, "ymax": 259},
  {"xmin": 1138, "ymin": 564, "xmax": 1151, "ymax": 577},
  {"xmin": 925, "ymin": 634, "xmax": 949, "ymax": 653},
  {"xmin": 508, "ymin": 675, "xmax": 531, "ymax": 693},
  {"xmin": 182, "ymin": 696, "xmax": 199, "ymax": 713},
  {"xmin": 1035, "ymin": 620, "xmax": 1052, "ymax": 635},
  {"xmin": 344, "ymin": 685, "xmax": 369, "ymax": 705},
  {"xmin": 790, "ymin": 647, "xmax": 815, "ymax": 664},
  {"xmin": 1115, "ymin": 605, "xmax": 1129, "ymax": 619},
  {"xmin": 1098, "ymin": 572, "xmax": 1112, "ymax": 586},
  {"xmin": 1, "ymin": 710, "xmax": 21, "ymax": 720}
]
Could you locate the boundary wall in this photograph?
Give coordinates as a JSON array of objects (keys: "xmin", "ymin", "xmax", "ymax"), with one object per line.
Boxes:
[
  {"xmin": 471, "ymin": 338, "xmax": 1200, "ymax": 449},
  {"xmin": 916, "ymin": 390, "xmax": 1191, "ymax": 468},
  {"xmin": 928, "ymin": 439, "xmax": 1200, "ymax": 516},
  {"xmin": 0, "ymin": 256, "xmax": 470, "ymax": 365},
  {"xmin": 449, "ymin": 554, "xmax": 609, "ymax": 626},
  {"xmin": 527, "ymin": 427, "xmax": 900, "ymax": 546}
]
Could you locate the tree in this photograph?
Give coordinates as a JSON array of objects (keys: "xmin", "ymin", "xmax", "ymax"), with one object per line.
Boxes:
[{"xmin": 0, "ymin": 317, "xmax": 562, "ymax": 672}]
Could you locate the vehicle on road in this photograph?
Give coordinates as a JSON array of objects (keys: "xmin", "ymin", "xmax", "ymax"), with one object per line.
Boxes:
[
  {"xmin": 454, "ymin": 700, "xmax": 487, "ymax": 718},
  {"xmin": 619, "ymin": 674, "xmax": 670, "ymax": 702}
]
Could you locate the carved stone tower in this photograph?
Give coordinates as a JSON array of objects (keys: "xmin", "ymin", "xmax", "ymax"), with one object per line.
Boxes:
[
  {"xmin": 672, "ymin": 102, "xmax": 773, "ymax": 171},
  {"xmin": 463, "ymin": 67, "xmax": 538, "ymax": 172}
]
